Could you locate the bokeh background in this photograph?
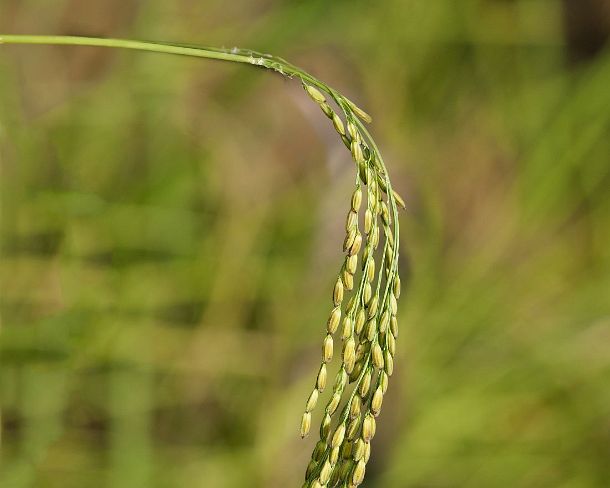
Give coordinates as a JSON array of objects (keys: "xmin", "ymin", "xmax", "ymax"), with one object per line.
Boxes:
[{"xmin": 1, "ymin": 1, "xmax": 609, "ymax": 487}]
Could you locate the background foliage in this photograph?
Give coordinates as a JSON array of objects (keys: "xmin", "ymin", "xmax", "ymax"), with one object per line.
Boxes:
[{"xmin": 1, "ymin": 1, "xmax": 609, "ymax": 487}]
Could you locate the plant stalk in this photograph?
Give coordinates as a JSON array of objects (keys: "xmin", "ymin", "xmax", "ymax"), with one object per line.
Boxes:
[{"xmin": 0, "ymin": 35, "xmax": 255, "ymax": 64}]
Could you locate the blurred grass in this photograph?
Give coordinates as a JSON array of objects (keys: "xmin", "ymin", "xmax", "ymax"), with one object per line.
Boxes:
[{"xmin": 1, "ymin": 1, "xmax": 609, "ymax": 487}]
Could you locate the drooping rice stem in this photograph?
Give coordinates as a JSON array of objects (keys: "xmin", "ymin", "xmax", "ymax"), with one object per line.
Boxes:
[{"xmin": 0, "ymin": 34, "xmax": 405, "ymax": 487}]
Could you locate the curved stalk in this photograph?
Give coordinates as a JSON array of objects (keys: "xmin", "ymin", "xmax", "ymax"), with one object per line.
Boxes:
[{"xmin": 0, "ymin": 34, "xmax": 403, "ymax": 488}]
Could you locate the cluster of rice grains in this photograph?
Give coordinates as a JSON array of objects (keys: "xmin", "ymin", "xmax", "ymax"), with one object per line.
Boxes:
[
  {"xmin": 0, "ymin": 35, "xmax": 401, "ymax": 487},
  {"xmin": 300, "ymin": 83, "xmax": 404, "ymax": 488}
]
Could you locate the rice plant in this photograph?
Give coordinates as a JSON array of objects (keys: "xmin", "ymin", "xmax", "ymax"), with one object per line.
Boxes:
[{"xmin": 0, "ymin": 35, "xmax": 404, "ymax": 487}]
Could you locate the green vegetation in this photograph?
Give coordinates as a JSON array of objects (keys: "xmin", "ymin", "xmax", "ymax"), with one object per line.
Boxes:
[{"xmin": 1, "ymin": 2, "xmax": 609, "ymax": 487}]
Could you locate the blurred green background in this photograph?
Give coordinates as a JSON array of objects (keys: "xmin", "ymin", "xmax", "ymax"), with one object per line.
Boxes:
[{"xmin": 1, "ymin": 1, "xmax": 609, "ymax": 487}]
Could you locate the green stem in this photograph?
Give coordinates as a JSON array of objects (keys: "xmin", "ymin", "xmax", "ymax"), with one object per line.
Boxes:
[
  {"xmin": 0, "ymin": 35, "xmax": 256, "ymax": 64},
  {"xmin": 0, "ymin": 35, "xmax": 323, "ymax": 87},
  {"xmin": 0, "ymin": 35, "xmax": 371, "ymax": 120}
]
